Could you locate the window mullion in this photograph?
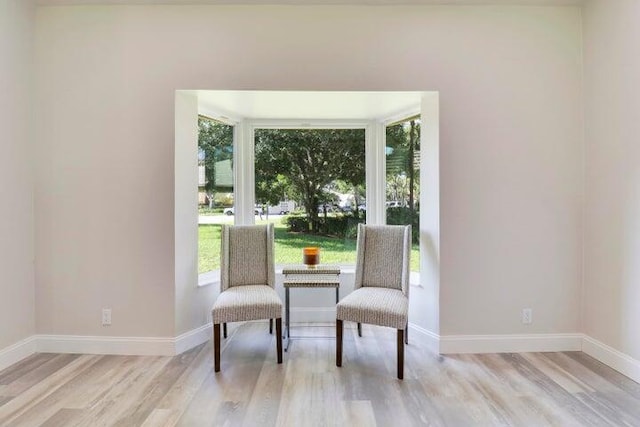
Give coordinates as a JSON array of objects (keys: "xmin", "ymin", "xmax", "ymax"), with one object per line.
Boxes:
[
  {"xmin": 366, "ymin": 121, "xmax": 386, "ymax": 225},
  {"xmin": 234, "ymin": 120, "xmax": 255, "ymax": 225}
]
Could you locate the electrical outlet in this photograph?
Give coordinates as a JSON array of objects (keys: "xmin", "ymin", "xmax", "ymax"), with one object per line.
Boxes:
[
  {"xmin": 522, "ymin": 308, "xmax": 532, "ymax": 324},
  {"xmin": 102, "ymin": 308, "xmax": 112, "ymax": 326}
]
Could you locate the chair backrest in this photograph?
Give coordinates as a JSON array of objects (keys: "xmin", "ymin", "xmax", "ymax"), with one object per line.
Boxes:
[
  {"xmin": 354, "ymin": 224, "xmax": 411, "ymax": 296},
  {"xmin": 220, "ymin": 223, "xmax": 275, "ymax": 292}
]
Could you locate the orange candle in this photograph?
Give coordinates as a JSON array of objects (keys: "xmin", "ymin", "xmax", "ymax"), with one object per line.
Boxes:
[{"xmin": 303, "ymin": 247, "xmax": 320, "ymax": 267}]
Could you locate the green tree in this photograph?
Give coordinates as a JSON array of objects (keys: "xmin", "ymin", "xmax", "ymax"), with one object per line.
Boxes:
[
  {"xmin": 255, "ymin": 128, "xmax": 365, "ymax": 232},
  {"xmin": 386, "ymin": 118, "xmax": 421, "ymax": 212},
  {"xmin": 198, "ymin": 116, "xmax": 233, "ymax": 207}
]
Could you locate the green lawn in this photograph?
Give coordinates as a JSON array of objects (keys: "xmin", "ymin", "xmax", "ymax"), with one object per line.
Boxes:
[
  {"xmin": 198, "ymin": 220, "xmax": 419, "ymax": 273},
  {"xmin": 198, "ymin": 224, "xmax": 222, "ymax": 273}
]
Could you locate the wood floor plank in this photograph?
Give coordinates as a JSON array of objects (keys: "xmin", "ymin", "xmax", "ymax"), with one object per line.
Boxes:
[
  {"xmin": 7, "ymin": 355, "xmax": 151, "ymax": 426},
  {"xmin": 453, "ymin": 354, "xmax": 527, "ymax": 424},
  {"xmin": 342, "ymin": 400, "xmax": 376, "ymax": 426},
  {"xmin": 275, "ymin": 350, "xmax": 344, "ymax": 425},
  {"xmin": 174, "ymin": 367, "xmax": 224, "ymax": 426},
  {"xmin": 275, "ymin": 334, "xmax": 352, "ymax": 425},
  {"xmin": 39, "ymin": 408, "xmax": 84, "ymax": 427},
  {"xmin": 555, "ymin": 352, "xmax": 640, "ymax": 400},
  {"xmin": 0, "ymin": 353, "xmax": 58, "ymax": 385},
  {"xmin": 425, "ymin": 355, "xmax": 507, "ymax": 424},
  {"xmin": 242, "ymin": 351, "xmax": 286, "ymax": 426},
  {"xmin": 176, "ymin": 322, "xmax": 273, "ymax": 426},
  {"xmin": 520, "ymin": 352, "xmax": 594, "ymax": 394},
  {"xmin": 468, "ymin": 353, "xmax": 580, "ymax": 426},
  {"xmin": 0, "ymin": 324, "xmax": 639, "ymax": 427},
  {"xmin": 144, "ymin": 343, "xmax": 215, "ymax": 426},
  {"xmin": 140, "ymin": 408, "xmax": 179, "ymax": 427},
  {"xmin": 0, "ymin": 354, "xmax": 101, "ymax": 426},
  {"xmin": 2, "ymin": 354, "xmax": 81, "ymax": 397},
  {"xmin": 565, "ymin": 351, "xmax": 640, "ymax": 398},
  {"xmin": 212, "ymin": 323, "xmax": 278, "ymax": 426},
  {"xmin": 576, "ymin": 391, "xmax": 640, "ymax": 427},
  {"xmin": 499, "ymin": 353, "xmax": 612, "ymax": 426},
  {"xmin": 109, "ymin": 346, "xmax": 202, "ymax": 427},
  {"xmin": 539, "ymin": 352, "xmax": 640, "ymax": 425},
  {"xmin": 72, "ymin": 355, "xmax": 172, "ymax": 426},
  {"xmin": 426, "ymin": 397, "xmax": 478, "ymax": 426}
]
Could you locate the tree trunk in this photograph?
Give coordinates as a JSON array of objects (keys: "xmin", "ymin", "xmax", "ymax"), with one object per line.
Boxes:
[{"xmin": 304, "ymin": 195, "xmax": 319, "ymax": 233}]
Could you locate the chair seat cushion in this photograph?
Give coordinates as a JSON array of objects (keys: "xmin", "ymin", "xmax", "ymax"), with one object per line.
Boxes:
[
  {"xmin": 337, "ymin": 287, "xmax": 408, "ymax": 330},
  {"xmin": 212, "ymin": 285, "xmax": 282, "ymax": 324}
]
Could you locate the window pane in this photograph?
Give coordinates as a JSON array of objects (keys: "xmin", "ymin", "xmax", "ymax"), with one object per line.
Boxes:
[
  {"xmin": 198, "ymin": 116, "xmax": 234, "ymax": 274},
  {"xmin": 386, "ymin": 118, "xmax": 420, "ymax": 272},
  {"xmin": 254, "ymin": 128, "xmax": 366, "ymax": 266}
]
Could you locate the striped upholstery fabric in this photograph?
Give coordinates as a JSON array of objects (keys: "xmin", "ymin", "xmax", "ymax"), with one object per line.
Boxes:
[
  {"xmin": 220, "ymin": 224, "xmax": 276, "ymax": 292},
  {"xmin": 360, "ymin": 226, "xmax": 406, "ymax": 290},
  {"xmin": 339, "ymin": 224, "xmax": 411, "ymax": 329},
  {"xmin": 212, "ymin": 285, "xmax": 282, "ymax": 323},
  {"xmin": 213, "ymin": 223, "xmax": 281, "ymax": 324},
  {"xmin": 336, "ymin": 287, "xmax": 408, "ymax": 329},
  {"xmin": 228, "ymin": 226, "xmax": 268, "ymax": 288}
]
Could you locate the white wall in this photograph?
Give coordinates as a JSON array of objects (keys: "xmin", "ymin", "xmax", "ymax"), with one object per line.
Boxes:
[
  {"xmin": 175, "ymin": 92, "xmax": 219, "ymax": 335},
  {"xmin": 583, "ymin": 0, "xmax": 640, "ymax": 360},
  {"xmin": 0, "ymin": 0, "xmax": 36, "ymax": 350},
  {"xmin": 438, "ymin": 7, "xmax": 584, "ymax": 335},
  {"xmin": 34, "ymin": 5, "xmax": 583, "ymax": 339}
]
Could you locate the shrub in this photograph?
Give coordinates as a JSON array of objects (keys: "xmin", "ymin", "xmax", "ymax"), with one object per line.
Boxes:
[
  {"xmin": 285, "ymin": 215, "xmax": 310, "ymax": 232},
  {"xmin": 198, "ymin": 206, "xmax": 224, "ymax": 215},
  {"xmin": 285, "ymin": 214, "xmax": 365, "ymax": 238},
  {"xmin": 386, "ymin": 207, "xmax": 419, "ymax": 244}
]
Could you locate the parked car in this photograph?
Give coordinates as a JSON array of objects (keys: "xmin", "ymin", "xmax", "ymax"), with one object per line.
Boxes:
[
  {"xmin": 223, "ymin": 206, "xmax": 261, "ymax": 216},
  {"xmin": 317, "ymin": 204, "xmax": 334, "ymax": 213}
]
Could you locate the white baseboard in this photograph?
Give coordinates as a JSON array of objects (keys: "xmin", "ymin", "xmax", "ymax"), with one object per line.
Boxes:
[
  {"xmin": 36, "ymin": 334, "xmax": 175, "ymax": 356},
  {"xmin": 0, "ymin": 336, "xmax": 37, "ymax": 372},
  {"xmin": 391, "ymin": 326, "xmax": 584, "ymax": 355},
  {"xmin": 174, "ymin": 323, "xmax": 212, "ymax": 355},
  {"xmin": 407, "ymin": 322, "xmax": 440, "ymax": 353},
  {"xmin": 439, "ymin": 333, "xmax": 583, "ymax": 354},
  {"xmin": 32, "ymin": 325, "xmax": 213, "ymax": 358},
  {"xmin": 582, "ymin": 335, "xmax": 640, "ymax": 384}
]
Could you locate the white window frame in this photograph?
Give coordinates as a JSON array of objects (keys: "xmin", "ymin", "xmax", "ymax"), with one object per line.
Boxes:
[
  {"xmin": 233, "ymin": 117, "xmax": 419, "ymax": 227},
  {"xmin": 195, "ymin": 112, "xmax": 239, "ymax": 287},
  {"xmin": 197, "ymin": 110, "xmax": 426, "ymax": 286}
]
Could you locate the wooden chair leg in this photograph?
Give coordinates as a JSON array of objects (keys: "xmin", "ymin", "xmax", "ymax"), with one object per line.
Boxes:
[
  {"xmin": 270, "ymin": 318, "xmax": 273, "ymax": 335},
  {"xmin": 357, "ymin": 322, "xmax": 362, "ymax": 337},
  {"xmin": 336, "ymin": 319, "xmax": 343, "ymax": 367},
  {"xmin": 276, "ymin": 318, "xmax": 283, "ymax": 364},
  {"xmin": 405, "ymin": 322, "xmax": 409, "ymax": 345},
  {"xmin": 397, "ymin": 329, "xmax": 404, "ymax": 380},
  {"xmin": 214, "ymin": 323, "xmax": 221, "ymax": 372}
]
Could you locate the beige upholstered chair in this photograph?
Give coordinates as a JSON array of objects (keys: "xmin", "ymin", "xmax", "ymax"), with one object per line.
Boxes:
[
  {"xmin": 336, "ymin": 224, "xmax": 411, "ymax": 379},
  {"xmin": 211, "ymin": 223, "xmax": 283, "ymax": 372}
]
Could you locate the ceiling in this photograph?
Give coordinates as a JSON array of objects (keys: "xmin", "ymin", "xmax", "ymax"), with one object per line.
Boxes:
[
  {"xmin": 195, "ymin": 90, "xmax": 425, "ymax": 122},
  {"xmin": 37, "ymin": 0, "xmax": 584, "ymax": 6}
]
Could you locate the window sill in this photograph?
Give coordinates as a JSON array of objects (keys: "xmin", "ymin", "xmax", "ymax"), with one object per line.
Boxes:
[
  {"xmin": 199, "ymin": 267, "xmax": 422, "ymax": 288},
  {"xmin": 198, "ymin": 270, "xmax": 220, "ymax": 288}
]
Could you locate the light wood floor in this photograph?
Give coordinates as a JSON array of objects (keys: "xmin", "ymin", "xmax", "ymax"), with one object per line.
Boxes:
[{"xmin": 1, "ymin": 322, "xmax": 640, "ymax": 426}]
